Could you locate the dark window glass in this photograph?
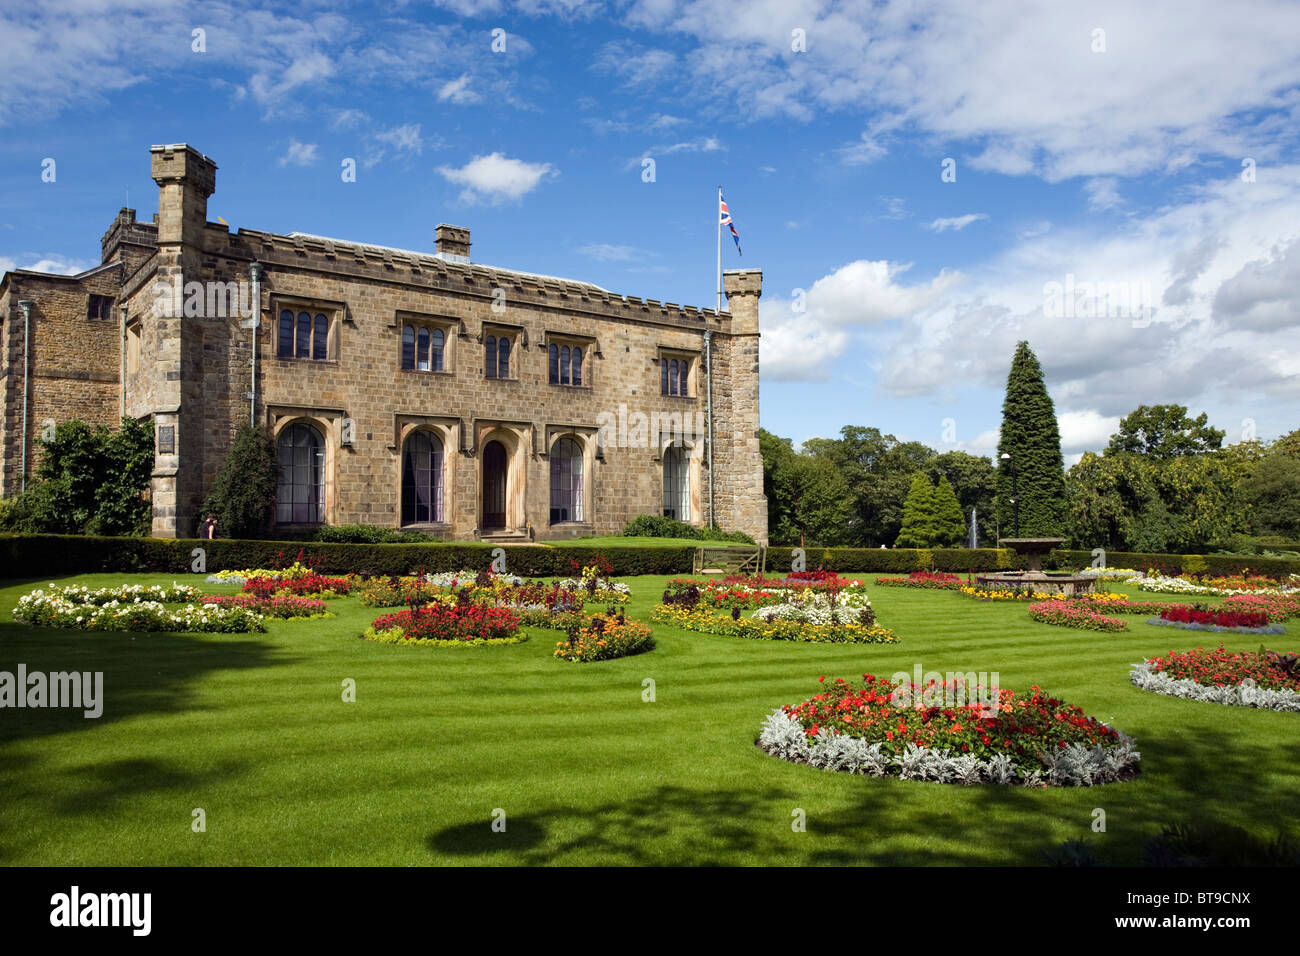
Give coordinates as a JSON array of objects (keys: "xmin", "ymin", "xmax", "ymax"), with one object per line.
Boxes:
[
  {"xmin": 296, "ymin": 312, "xmax": 311, "ymax": 358},
  {"xmin": 276, "ymin": 423, "xmax": 325, "ymax": 524},
  {"xmin": 431, "ymin": 328, "xmax": 444, "ymax": 371},
  {"xmin": 279, "ymin": 310, "xmax": 294, "ymax": 358},
  {"xmin": 485, "ymin": 335, "xmax": 497, "ymax": 378},
  {"xmin": 417, "ymin": 327, "xmax": 429, "ymax": 371},
  {"xmin": 401, "ymin": 431, "xmax": 444, "ymax": 524},
  {"xmin": 560, "ymin": 345, "xmax": 570, "ymax": 386},
  {"xmin": 669, "ymin": 359, "xmax": 679, "ymax": 396},
  {"xmin": 661, "ymin": 358, "xmax": 669, "ymax": 394},
  {"xmin": 498, "ymin": 337, "xmax": 510, "ymax": 379},
  {"xmin": 572, "ymin": 347, "xmax": 582, "ymax": 386},
  {"xmin": 313, "ymin": 314, "xmax": 328, "ymax": 360},
  {"xmin": 549, "ymin": 437, "xmax": 584, "ymax": 524},
  {"xmin": 548, "ymin": 344, "xmax": 558, "ymax": 383},
  {"xmin": 402, "ymin": 326, "xmax": 415, "ymax": 369}
]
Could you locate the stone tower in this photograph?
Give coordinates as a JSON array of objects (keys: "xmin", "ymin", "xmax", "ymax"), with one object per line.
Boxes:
[
  {"xmin": 148, "ymin": 144, "xmax": 217, "ymax": 537},
  {"xmin": 720, "ymin": 269, "xmax": 767, "ymax": 544}
]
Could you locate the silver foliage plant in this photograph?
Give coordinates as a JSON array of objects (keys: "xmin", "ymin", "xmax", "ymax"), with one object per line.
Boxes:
[
  {"xmin": 1130, "ymin": 660, "xmax": 1300, "ymax": 712},
  {"xmin": 757, "ymin": 708, "xmax": 1140, "ymax": 787}
]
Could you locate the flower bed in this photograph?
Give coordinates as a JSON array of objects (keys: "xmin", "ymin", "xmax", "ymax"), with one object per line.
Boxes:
[
  {"xmin": 1137, "ymin": 572, "xmax": 1298, "ymax": 597},
  {"xmin": 554, "ymin": 611, "xmax": 654, "ymax": 662},
  {"xmin": 14, "ymin": 584, "xmax": 264, "ymax": 633},
  {"xmin": 874, "ymin": 571, "xmax": 961, "ymax": 589},
  {"xmin": 1027, "ymin": 601, "xmax": 1128, "ymax": 631},
  {"xmin": 1223, "ymin": 594, "xmax": 1300, "ymax": 622},
  {"xmin": 758, "ymin": 675, "xmax": 1140, "ymax": 786},
  {"xmin": 1145, "ymin": 603, "xmax": 1284, "ymax": 635},
  {"xmin": 1072, "ymin": 592, "xmax": 1184, "ymax": 615},
  {"xmin": 957, "ymin": 585, "xmax": 1061, "ymax": 602},
  {"xmin": 652, "ymin": 603, "xmax": 896, "ymax": 644},
  {"xmin": 363, "ymin": 603, "xmax": 524, "ymax": 646},
  {"xmin": 243, "ymin": 573, "xmax": 354, "ymax": 598},
  {"xmin": 1130, "ymin": 644, "xmax": 1300, "ymax": 711},
  {"xmin": 200, "ymin": 593, "xmax": 328, "ymax": 620}
]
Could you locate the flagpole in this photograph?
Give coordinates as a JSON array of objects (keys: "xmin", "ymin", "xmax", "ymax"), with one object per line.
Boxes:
[{"xmin": 716, "ymin": 185, "xmax": 722, "ymax": 315}]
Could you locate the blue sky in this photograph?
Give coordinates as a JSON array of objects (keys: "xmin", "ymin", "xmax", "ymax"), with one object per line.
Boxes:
[{"xmin": 4, "ymin": 0, "xmax": 1300, "ymax": 464}]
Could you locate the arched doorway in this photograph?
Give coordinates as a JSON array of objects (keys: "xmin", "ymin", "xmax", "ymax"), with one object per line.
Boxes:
[{"xmin": 482, "ymin": 440, "xmax": 508, "ymax": 530}]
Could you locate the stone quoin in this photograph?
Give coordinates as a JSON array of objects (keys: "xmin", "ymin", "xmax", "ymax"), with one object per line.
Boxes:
[{"xmin": 0, "ymin": 144, "xmax": 767, "ymax": 543}]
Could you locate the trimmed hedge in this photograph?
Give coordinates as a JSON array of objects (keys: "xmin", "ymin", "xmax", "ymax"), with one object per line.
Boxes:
[
  {"xmin": 0, "ymin": 534, "xmax": 695, "ymax": 579},
  {"xmin": 1048, "ymin": 549, "xmax": 1300, "ymax": 580},
  {"xmin": 8, "ymin": 534, "xmax": 1293, "ymax": 581}
]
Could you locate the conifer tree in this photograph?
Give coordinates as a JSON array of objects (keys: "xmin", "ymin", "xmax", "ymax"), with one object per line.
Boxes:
[
  {"xmin": 933, "ymin": 474, "xmax": 967, "ymax": 546},
  {"xmin": 995, "ymin": 341, "xmax": 1068, "ymax": 537},
  {"xmin": 895, "ymin": 473, "xmax": 939, "ymax": 548}
]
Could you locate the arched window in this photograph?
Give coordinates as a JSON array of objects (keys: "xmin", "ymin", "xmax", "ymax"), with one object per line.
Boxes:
[
  {"xmin": 497, "ymin": 337, "xmax": 510, "ymax": 379},
  {"xmin": 279, "ymin": 309, "xmax": 294, "ymax": 358},
  {"xmin": 550, "ymin": 437, "xmax": 584, "ymax": 524},
  {"xmin": 572, "ymin": 346, "xmax": 582, "ymax": 386},
  {"xmin": 663, "ymin": 446, "xmax": 689, "ymax": 520},
  {"xmin": 402, "ymin": 325, "xmax": 415, "ymax": 369},
  {"xmin": 431, "ymin": 328, "xmax": 444, "ymax": 371},
  {"xmin": 417, "ymin": 327, "xmax": 430, "ymax": 370},
  {"xmin": 296, "ymin": 312, "xmax": 311, "ymax": 358},
  {"xmin": 485, "ymin": 335, "xmax": 497, "ymax": 379},
  {"xmin": 668, "ymin": 359, "xmax": 679, "ymax": 396},
  {"xmin": 548, "ymin": 344, "xmax": 559, "ymax": 383},
  {"xmin": 559, "ymin": 345, "xmax": 570, "ymax": 385},
  {"xmin": 313, "ymin": 314, "xmax": 328, "ymax": 360},
  {"xmin": 277, "ymin": 423, "xmax": 325, "ymax": 524},
  {"xmin": 401, "ymin": 431, "xmax": 444, "ymax": 524},
  {"xmin": 660, "ymin": 358, "xmax": 668, "ymax": 395}
]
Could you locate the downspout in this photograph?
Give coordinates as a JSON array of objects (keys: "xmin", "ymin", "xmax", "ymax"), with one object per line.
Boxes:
[
  {"xmin": 119, "ymin": 302, "xmax": 127, "ymax": 420},
  {"xmin": 703, "ymin": 328, "xmax": 715, "ymax": 530},
  {"xmin": 17, "ymin": 300, "xmax": 33, "ymax": 492},
  {"xmin": 248, "ymin": 262, "xmax": 262, "ymax": 426}
]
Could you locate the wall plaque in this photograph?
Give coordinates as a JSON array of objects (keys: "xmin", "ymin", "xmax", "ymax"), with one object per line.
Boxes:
[{"xmin": 157, "ymin": 425, "xmax": 175, "ymax": 454}]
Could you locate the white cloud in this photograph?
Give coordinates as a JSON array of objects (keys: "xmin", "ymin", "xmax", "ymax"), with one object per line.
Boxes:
[
  {"xmin": 437, "ymin": 74, "xmax": 479, "ymax": 104},
  {"xmin": 1057, "ymin": 410, "xmax": 1121, "ymax": 454},
  {"xmin": 278, "ymin": 139, "xmax": 319, "ymax": 167},
  {"xmin": 610, "ymin": 1, "xmax": 1300, "ymax": 183},
  {"xmin": 0, "ymin": 254, "xmax": 91, "ymax": 276},
  {"xmin": 925, "ymin": 213, "xmax": 988, "ymax": 233},
  {"xmin": 436, "ymin": 152, "xmax": 556, "ymax": 203},
  {"xmin": 1085, "ymin": 177, "xmax": 1122, "ymax": 210}
]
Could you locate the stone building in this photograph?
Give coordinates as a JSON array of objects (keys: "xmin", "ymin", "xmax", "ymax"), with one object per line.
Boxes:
[{"xmin": 0, "ymin": 144, "xmax": 767, "ymax": 543}]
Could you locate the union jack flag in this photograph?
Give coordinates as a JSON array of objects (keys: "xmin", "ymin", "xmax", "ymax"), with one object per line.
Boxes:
[{"xmin": 719, "ymin": 191, "xmax": 742, "ymax": 256}]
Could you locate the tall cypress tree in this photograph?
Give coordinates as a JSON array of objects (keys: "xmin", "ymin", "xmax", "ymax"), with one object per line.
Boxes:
[{"xmin": 995, "ymin": 341, "xmax": 1068, "ymax": 538}]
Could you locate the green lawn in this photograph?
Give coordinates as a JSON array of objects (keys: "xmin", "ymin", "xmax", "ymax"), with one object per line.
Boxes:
[{"xmin": 0, "ymin": 572, "xmax": 1295, "ymax": 866}]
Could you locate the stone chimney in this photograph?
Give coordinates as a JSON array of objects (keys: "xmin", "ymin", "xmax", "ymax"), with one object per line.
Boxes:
[{"xmin": 435, "ymin": 224, "xmax": 471, "ymax": 263}]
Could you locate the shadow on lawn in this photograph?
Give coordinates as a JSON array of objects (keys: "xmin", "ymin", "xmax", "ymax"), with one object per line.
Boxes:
[
  {"xmin": 428, "ymin": 784, "xmax": 799, "ymax": 866},
  {"xmin": 0, "ymin": 621, "xmax": 297, "ymax": 745}
]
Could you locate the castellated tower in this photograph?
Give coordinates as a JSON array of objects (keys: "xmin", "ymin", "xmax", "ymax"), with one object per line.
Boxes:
[
  {"xmin": 147, "ymin": 144, "xmax": 218, "ymax": 537},
  {"xmin": 719, "ymin": 269, "xmax": 767, "ymax": 545}
]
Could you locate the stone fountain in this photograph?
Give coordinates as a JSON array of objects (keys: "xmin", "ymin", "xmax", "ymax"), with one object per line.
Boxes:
[{"xmin": 973, "ymin": 538, "xmax": 1097, "ymax": 597}]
